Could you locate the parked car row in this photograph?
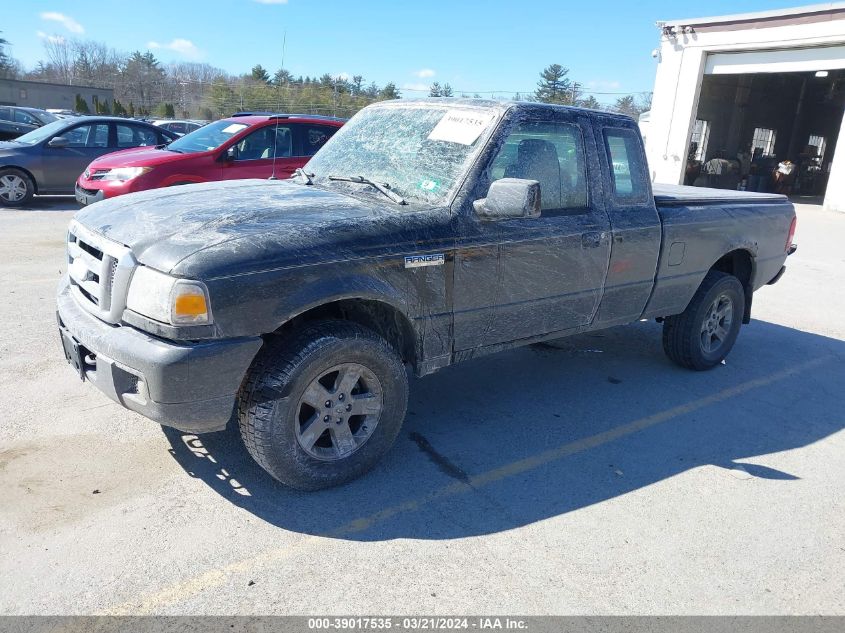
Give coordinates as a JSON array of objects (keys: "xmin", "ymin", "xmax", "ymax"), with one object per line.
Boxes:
[
  {"xmin": 0, "ymin": 112, "xmax": 344, "ymax": 207},
  {"xmin": 0, "ymin": 117, "xmax": 178, "ymax": 206},
  {"xmin": 150, "ymin": 119, "xmax": 207, "ymax": 136},
  {"xmin": 0, "ymin": 106, "xmax": 59, "ymax": 141}
]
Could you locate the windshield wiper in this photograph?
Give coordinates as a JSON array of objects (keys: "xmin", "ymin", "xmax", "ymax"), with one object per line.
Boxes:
[
  {"xmin": 294, "ymin": 168, "xmax": 314, "ymax": 185},
  {"xmin": 328, "ymin": 175, "xmax": 406, "ymax": 205}
]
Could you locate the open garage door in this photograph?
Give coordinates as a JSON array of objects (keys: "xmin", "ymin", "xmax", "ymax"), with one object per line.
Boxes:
[{"xmin": 686, "ymin": 62, "xmax": 845, "ymax": 204}]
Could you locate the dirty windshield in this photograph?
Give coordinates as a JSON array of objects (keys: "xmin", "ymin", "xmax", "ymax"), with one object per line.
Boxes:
[
  {"xmin": 166, "ymin": 120, "xmax": 249, "ymax": 153},
  {"xmin": 305, "ymin": 105, "xmax": 498, "ymax": 206}
]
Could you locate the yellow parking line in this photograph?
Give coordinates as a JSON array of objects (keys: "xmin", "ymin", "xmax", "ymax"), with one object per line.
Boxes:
[{"xmin": 100, "ymin": 355, "xmax": 829, "ymax": 614}]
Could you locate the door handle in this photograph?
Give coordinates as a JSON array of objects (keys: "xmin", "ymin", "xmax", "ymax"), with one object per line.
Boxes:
[{"xmin": 581, "ymin": 231, "xmax": 604, "ymax": 249}]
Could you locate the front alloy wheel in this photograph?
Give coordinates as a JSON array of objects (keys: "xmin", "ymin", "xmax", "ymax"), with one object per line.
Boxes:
[
  {"xmin": 0, "ymin": 172, "xmax": 31, "ymax": 205},
  {"xmin": 295, "ymin": 363, "xmax": 383, "ymax": 461},
  {"xmin": 239, "ymin": 320, "xmax": 408, "ymax": 490}
]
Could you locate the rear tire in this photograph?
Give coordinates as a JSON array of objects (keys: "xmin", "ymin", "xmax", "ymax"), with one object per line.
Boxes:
[
  {"xmin": 662, "ymin": 270, "xmax": 745, "ymax": 370},
  {"xmin": 0, "ymin": 168, "xmax": 35, "ymax": 207},
  {"xmin": 238, "ymin": 320, "xmax": 408, "ymax": 490}
]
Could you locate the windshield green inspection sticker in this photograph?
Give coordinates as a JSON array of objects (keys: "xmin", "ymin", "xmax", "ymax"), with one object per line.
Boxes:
[{"xmin": 418, "ymin": 179, "xmax": 440, "ymax": 192}]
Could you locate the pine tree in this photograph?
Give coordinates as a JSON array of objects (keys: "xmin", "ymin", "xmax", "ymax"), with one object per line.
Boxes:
[
  {"xmin": 535, "ymin": 64, "xmax": 577, "ymax": 105},
  {"xmin": 613, "ymin": 95, "xmax": 638, "ymax": 117},
  {"xmin": 379, "ymin": 83, "xmax": 400, "ymax": 100},
  {"xmin": 251, "ymin": 64, "xmax": 271, "ymax": 84},
  {"xmin": 75, "ymin": 94, "xmax": 90, "ymax": 114},
  {"xmin": 273, "ymin": 68, "xmax": 292, "ymax": 85},
  {"xmin": 429, "ymin": 82, "xmax": 442, "ymax": 97},
  {"xmin": 580, "ymin": 95, "xmax": 602, "ymax": 110}
]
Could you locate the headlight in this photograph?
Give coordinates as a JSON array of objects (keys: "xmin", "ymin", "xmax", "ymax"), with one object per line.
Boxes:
[
  {"xmin": 126, "ymin": 266, "xmax": 212, "ymax": 325},
  {"xmin": 101, "ymin": 166, "xmax": 153, "ymax": 182}
]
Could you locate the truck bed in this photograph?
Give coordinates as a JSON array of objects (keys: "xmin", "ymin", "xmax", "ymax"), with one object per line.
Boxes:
[{"xmin": 653, "ymin": 183, "xmax": 787, "ymax": 205}]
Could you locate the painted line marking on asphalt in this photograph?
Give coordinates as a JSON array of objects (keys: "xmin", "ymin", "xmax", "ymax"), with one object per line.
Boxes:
[{"xmin": 100, "ymin": 355, "xmax": 829, "ymax": 614}]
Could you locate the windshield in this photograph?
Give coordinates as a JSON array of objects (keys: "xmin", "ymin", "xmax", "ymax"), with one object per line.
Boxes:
[
  {"xmin": 166, "ymin": 119, "xmax": 249, "ymax": 153},
  {"xmin": 305, "ymin": 105, "xmax": 498, "ymax": 206},
  {"xmin": 33, "ymin": 110, "xmax": 59, "ymax": 124},
  {"xmin": 13, "ymin": 119, "xmax": 69, "ymax": 145}
]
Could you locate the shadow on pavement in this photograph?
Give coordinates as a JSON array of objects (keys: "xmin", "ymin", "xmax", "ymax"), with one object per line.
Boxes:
[
  {"xmin": 15, "ymin": 196, "xmax": 79, "ymax": 212},
  {"xmin": 163, "ymin": 319, "xmax": 844, "ymax": 541}
]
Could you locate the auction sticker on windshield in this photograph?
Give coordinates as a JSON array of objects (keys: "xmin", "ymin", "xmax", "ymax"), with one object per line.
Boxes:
[
  {"xmin": 427, "ymin": 109, "xmax": 495, "ymax": 145},
  {"xmin": 221, "ymin": 124, "xmax": 248, "ymax": 134}
]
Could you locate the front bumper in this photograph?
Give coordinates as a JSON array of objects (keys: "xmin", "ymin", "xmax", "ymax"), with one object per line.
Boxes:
[
  {"xmin": 75, "ymin": 183, "xmax": 105, "ymax": 206},
  {"xmin": 57, "ymin": 277, "xmax": 262, "ymax": 433}
]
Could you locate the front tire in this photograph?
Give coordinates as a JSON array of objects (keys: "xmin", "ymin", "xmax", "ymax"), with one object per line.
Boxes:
[
  {"xmin": 238, "ymin": 320, "xmax": 408, "ymax": 490},
  {"xmin": 662, "ymin": 271, "xmax": 745, "ymax": 370},
  {"xmin": 0, "ymin": 168, "xmax": 35, "ymax": 207}
]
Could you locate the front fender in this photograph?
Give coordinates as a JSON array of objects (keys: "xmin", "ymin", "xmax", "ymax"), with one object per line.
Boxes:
[{"xmin": 205, "ymin": 257, "xmax": 453, "ymax": 369}]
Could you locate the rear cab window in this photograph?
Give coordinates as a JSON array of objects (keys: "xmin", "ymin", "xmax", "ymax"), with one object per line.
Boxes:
[
  {"xmin": 603, "ymin": 127, "xmax": 649, "ymax": 205},
  {"xmin": 116, "ymin": 124, "xmax": 158, "ymax": 148},
  {"xmin": 297, "ymin": 124, "xmax": 339, "ymax": 157}
]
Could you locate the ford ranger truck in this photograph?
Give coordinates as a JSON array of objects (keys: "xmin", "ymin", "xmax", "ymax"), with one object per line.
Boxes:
[{"xmin": 57, "ymin": 100, "xmax": 797, "ymax": 490}]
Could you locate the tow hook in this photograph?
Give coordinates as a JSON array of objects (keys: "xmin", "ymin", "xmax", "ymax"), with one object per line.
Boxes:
[{"xmin": 787, "ymin": 244, "xmax": 797, "ymax": 256}]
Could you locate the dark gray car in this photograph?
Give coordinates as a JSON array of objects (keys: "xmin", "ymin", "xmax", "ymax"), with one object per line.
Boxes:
[
  {"xmin": 0, "ymin": 106, "xmax": 58, "ymax": 141},
  {"xmin": 0, "ymin": 117, "xmax": 178, "ymax": 207}
]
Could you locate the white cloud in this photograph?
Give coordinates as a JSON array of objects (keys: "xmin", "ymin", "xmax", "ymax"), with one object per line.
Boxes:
[
  {"xmin": 253, "ymin": 0, "xmax": 289, "ymax": 4},
  {"xmin": 37, "ymin": 30, "xmax": 66, "ymax": 45},
  {"xmin": 414, "ymin": 68, "xmax": 436, "ymax": 78},
  {"xmin": 39, "ymin": 12, "xmax": 84, "ymax": 34},
  {"xmin": 586, "ymin": 79, "xmax": 621, "ymax": 92},
  {"xmin": 402, "ymin": 82, "xmax": 430, "ymax": 92},
  {"xmin": 148, "ymin": 38, "xmax": 203, "ymax": 59}
]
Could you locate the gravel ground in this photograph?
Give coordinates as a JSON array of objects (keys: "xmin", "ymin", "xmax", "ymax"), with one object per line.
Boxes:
[{"xmin": 0, "ymin": 198, "xmax": 843, "ymax": 615}]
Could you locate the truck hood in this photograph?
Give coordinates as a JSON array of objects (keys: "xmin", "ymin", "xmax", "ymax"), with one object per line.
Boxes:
[{"xmin": 74, "ymin": 179, "xmax": 392, "ymax": 274}]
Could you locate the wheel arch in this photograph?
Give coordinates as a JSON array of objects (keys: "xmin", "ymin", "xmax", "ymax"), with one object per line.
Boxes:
[
  {"xmin": 709, "ymin": 249, "xmax": 755, "ymax": 323},
  {"xmin": 270, "ymin": 294, "xmax": 418, "ymax": 370},
  {"xmin": 0, "ymin": 165, "xmax": 38, "ymax": 194}
]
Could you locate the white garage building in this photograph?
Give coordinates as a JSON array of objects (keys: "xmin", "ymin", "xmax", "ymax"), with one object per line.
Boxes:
[{"xmin": 646, "ymin": 3, "xmax": 845, "ymax": 212}]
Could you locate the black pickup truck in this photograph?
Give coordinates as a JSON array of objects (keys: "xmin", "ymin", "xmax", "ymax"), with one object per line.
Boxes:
[{"xmin": 57, "ymin": 99, "xmax": 797, "ymax": 489}]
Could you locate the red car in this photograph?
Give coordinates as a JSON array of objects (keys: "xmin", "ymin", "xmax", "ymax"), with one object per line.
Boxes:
[{"xmin": 75, "ymin": 113, "xmax": 344, "ymax": 205}]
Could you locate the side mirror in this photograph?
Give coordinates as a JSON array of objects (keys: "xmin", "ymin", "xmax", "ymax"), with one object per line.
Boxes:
[
  {"xmin": 221, "ymin": 147, "xmax": 237, "ymax": 162},
  {"xmin": 47, "ymin": 136, "xmax": 69, "ymax": 149},
  {"xmin": 473, "ymin": 178, "xmax": 541, "ymax": 220}
]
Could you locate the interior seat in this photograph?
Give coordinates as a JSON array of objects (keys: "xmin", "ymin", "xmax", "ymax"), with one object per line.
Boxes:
[{"xmin": 504, "ymin": 138, "xmax": 562, "ymax": 209}]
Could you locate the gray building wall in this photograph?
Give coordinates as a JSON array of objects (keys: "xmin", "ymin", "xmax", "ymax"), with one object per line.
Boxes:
[{"xmin": 0, "ymin": 79, "xmax": 113, "ymax": 111}]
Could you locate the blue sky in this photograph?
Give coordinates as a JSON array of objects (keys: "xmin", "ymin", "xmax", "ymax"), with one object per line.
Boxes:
[{"xmin": 5, "ymin": 0, "xmax": 809, "ymax": 100}]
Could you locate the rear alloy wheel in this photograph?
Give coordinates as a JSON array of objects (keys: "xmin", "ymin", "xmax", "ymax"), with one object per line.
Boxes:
[
  {"xmin": 699, "ymin": 293, "xmax": 733, "ymax": 355},
  {"xmin": 663, "ymin": 270, "xmax": 745, "ymax": 370},
  {"xmin": 0, "ymin": 169, "xmax": 34, "ymax": 207}
]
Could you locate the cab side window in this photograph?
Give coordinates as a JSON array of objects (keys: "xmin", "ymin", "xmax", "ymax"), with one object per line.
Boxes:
[
  {"xmin": 64, "ymin": 124, "xmax": 109, "ymax": 148},
  {"xmin": 235, "ymin": 126, "xmax": 291, "ymax": 161},
  {"xmin": 488, "ymin": 120, "xmax": 588, "ymax": 212},
  {"xmin": 603, "ymin": 128, "xmax": 648, "ymax": 204},
  {"xmin": 0, "ymin": 107, "xmax": 11, "ymax": 122}
]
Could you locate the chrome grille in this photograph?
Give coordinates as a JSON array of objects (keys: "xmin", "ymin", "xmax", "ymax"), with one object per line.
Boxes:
[{"xmin": 66, "ymin": 220, "xmax": 137, "ymax": 323}]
